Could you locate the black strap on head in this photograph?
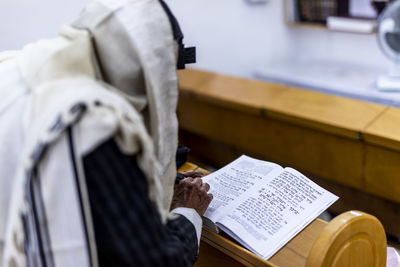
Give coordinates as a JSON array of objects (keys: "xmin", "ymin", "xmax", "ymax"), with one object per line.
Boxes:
[{"xmin": 159, "ymin": 0, "xmax": 196, "ymax": 69}]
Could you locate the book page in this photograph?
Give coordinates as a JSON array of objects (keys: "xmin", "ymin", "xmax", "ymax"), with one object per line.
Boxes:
[
  {"xmin": 216, "ymin": 167, "xmax": 338, "ymax": 260},
  {"xmin": 202, "ymin": 155, "xmax": 282, "ymax": 222}
]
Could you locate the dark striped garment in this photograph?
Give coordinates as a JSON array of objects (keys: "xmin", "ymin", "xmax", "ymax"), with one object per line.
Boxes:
[{"xmin": 83, "ymin": 139, "xmax": 198, "ymax": 267}]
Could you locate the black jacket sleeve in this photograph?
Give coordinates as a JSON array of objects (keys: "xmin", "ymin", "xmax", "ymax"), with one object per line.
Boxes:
[{"xmin": 82, "ymin": 139, "xmax": 198, "ymax": 267}]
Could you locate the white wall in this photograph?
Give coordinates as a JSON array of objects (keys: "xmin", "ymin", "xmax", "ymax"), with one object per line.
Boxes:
[
  {"xmin": 0, "ymin": 0, "xmax": 90, "ymax": 51},
  {"xmin": 165, "ymin": 0, "xmax": 293, "ymax": 78},
  {"xmin": 0, "ymin": 0, "xmax": 392, "ymax": 79},
  {"xmin": 165, "ymin": 0, "xmax": 391, "ymax": 79}
]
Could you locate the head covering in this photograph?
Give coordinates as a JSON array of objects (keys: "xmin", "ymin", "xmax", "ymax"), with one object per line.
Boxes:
[{"xmin": 73, "ymin": 0, "xmax": 180, "ymax": 210}]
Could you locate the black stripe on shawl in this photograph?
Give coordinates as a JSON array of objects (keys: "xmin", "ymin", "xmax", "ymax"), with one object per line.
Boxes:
[{"xmin": 67, "ymin": 126, "xmax": 94, "ymax": 267}]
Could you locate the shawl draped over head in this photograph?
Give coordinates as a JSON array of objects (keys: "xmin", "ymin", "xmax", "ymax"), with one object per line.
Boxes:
[
  {"xmin": 0, "ymin": 0, "xmax": 180, "ymax": 266},
  {"xmin": 72, "ymin": 0, "xmax": 180, "ymax": 214}
]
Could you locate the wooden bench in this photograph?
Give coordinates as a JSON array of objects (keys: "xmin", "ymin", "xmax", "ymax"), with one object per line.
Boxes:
[
  {"xmin": 177, "ymin": 68, "xmax": 400, "ymax": 241},
  {"xmin": 178, "ymin": 163, "xmax": 387, "ymax": 267}
]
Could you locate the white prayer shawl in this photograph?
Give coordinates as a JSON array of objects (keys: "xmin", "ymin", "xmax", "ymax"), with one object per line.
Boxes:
[
  {"xmin": 72, "ymin": 0, "xmax": 179, "ymax": 206},
  {"xmin": 0, "ymin": 0, "xmax": 179, "ymax": 266}
]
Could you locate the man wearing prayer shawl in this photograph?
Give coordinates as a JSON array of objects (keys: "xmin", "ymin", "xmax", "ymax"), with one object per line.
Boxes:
[{"xmin": 0, "ymin": 0, "xmax": 212, "ymax": 266}]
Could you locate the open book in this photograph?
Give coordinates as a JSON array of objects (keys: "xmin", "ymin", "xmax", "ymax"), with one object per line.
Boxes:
[{"xmin": 202, "ymin": 155, "xmax": 338, "ymax": 260}]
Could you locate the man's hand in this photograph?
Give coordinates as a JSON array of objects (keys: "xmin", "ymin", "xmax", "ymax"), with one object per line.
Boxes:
[
  {"xmin": 171, "ymin": 177, "xmax": 213, "ymax": 216},
  {"xmin": 181, "ymin": 170, "xmax": 203, "ymax": 178}
]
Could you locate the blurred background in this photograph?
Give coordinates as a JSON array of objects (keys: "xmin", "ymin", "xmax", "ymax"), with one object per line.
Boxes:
[
  {"xmin": 2, "ymin": 0, "xmax": 395, "ymax": 105},
  {"xmin": 0, "ymin": 0, "xmax": 390, "ymax": 76},
  {"xmin": 0, "ymin": 0, "xmax": 91, "ymax": 51},
  {"xmin": 165, "ymin": 0, "xmax": 390, "ymax": 78}
]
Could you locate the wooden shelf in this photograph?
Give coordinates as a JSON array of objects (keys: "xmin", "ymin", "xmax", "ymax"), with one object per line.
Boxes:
[{"xmin": 284, "ymin": 1, "xmax": 377, "ymax": 34}]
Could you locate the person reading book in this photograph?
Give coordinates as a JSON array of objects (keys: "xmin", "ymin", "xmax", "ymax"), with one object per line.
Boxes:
[{"xmin": 0, "ymin": 0, "xmax": 212, "ymax": 266}]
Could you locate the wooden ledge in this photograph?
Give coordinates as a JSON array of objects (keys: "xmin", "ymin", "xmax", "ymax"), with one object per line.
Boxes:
[
  {"xmin": 266, "ymin": 87, "xmax": 385, "ymax": 140},
  {"xmin": 179, "ymin": 69, "xmax": 289, "ymax": 116},
  {"xmin": 178, "ymin": 68, "xmax": 386, "ymax": 140},
  {"xmin": 364, "ymin": 107, "xmax": 400, "ymax": 151}
]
